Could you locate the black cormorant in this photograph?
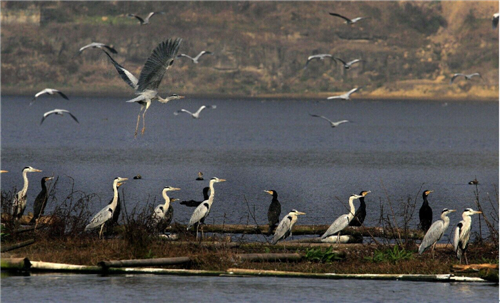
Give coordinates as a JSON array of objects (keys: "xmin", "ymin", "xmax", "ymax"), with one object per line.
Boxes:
[
  {"xmin": 419, "ymin": 190, "xmax": 434, "ymax": 232},
  {"xmin": 264, "ymin": 190, "xmax": 281, "ymax": 235},
  {"xmin": 30, "ymin": 176, "xmax": 54, "ymax": 224}
]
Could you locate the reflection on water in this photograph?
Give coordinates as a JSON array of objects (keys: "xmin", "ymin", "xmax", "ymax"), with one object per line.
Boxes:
[{"xmin": 1, "ymin": 273, "xmax": 498, "ymax": 303}]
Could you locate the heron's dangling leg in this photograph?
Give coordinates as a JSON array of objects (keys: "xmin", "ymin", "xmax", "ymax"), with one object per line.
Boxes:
[
  {"xmin": 134, "ymin": 106, "xmax": 144, "ymax": 138},
  {"xmin": 141, "ymin": 102, "xmax": 151, "ymax": 135}
]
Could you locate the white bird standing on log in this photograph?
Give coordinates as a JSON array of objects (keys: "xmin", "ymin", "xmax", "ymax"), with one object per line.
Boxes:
[
  {"xmin": 321, "ymin": 192, "xmax": 370, "ymax": 241},
  {"xmin": 31, "ymin": 88, "xmax": 69, "ymax": 106},
  {"xmin": 271, "ymin": 209, "xmax": 306, "ymax": 245},
  {"xmin": 418, "ymin": 208, "xmax": 456, "ymax": 258},
  {"xmin": 187, "ymin": 177, "xmax": 226, "ymax": 239},
  {"xmin": 12, "ymin": 166, "xmax": 42, "ymax": 220},
  {"xmin": 127, "ymin": 12, "xmax": 165, "ymax": 25},
  {"xmin": 177, "ymin": 51, "xmax": 212, "ymax": 64},
  {"xmin": 79, "ymin": 42, "xmax": 117, "ymax": 54},
  {"xmin": 152, "ymin": 186, "xmax": 181, "ymax": 233},
  {"xmin": 327, "ymin": 87, "xmax": 361, "ymax": 100},
  {"xmin": 85, "ymin": 177, "xmax": 128, "ymax": 239},
  {"xmin": 453, "ymin": 208, "xmax": 482, "ymax": 264},
  {"xmin": 174, "ymin": 105, "xmax": 216, "ymax": 119}
]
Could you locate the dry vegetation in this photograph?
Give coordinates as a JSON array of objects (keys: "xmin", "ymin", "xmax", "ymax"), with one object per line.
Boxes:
[{"xmin": 1, "ymin": 1, "xmax": 498, "ymax": 100}]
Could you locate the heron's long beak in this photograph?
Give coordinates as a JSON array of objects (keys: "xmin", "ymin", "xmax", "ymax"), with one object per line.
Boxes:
[
  {"xmin": 0, "ymin": 170, "xmax": 8, "ymax": 173},
  {"xmin": 34, "ymin": 168, "xmax": 42, "ymax": 172},
  {"xmin": 474, "ymin": 211, "xmax": 483, "ymax": 214},
  {"xmin": 179, "ymin": 96, "xmax": 185, "ymax": 99},
  {"xmin": 297, "ymin": 212, "xmax": 306, "ymax": 216},
  {"xmin": 449, "ymin": 209, "xmax": 457, "ymax": 213},
  {"xmin": 171, "ymin": 187, "xmax": 181, "ymax": 191},
  {"xmin": 170, "ymin": 198, "xmax": 179, "ymax": 202},
  {"xmin": 218, "ymin": 179, "xmax": 226, "ymax": 182}
]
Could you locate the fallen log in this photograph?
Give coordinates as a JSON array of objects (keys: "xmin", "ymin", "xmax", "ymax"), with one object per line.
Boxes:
[
  {"xmin": 1, "ymin": 239, "xmax": 35, "ymax": 252},
  {"xmin": 30, "ymin": 261, "xmax": 101, "ymax": 273},
  {"xmin": 0, "ymin": 257, "xmax": 31, "ymax": 271},
  {"xmin": 99, "ymin": 257, "xmax": 191, "ymax": 269},
  {"xmin": 235, "ymin": 253, "xmax": 302, "ymax": 262},
  {"xmin": 452, "ymin": 264, "xmax": 499, "ymax": 273},
  {"xmin": 1, "ymin": 213, "xmax": 54, "ymax": 225}
]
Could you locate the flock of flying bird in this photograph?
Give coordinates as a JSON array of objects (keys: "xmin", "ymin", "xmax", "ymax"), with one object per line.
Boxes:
[{"xmin": 8, "ymin": 9, "xmax": 499, "ymax": 266}]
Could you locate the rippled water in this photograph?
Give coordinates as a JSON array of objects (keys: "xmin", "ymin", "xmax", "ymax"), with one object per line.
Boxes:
[{"xmin": 1, "ymin": 97, "xmax": 498, "ymax": 234}]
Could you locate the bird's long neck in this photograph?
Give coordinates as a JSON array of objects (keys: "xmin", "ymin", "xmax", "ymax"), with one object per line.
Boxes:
[
  {"xmin": 162, "ymin": 191, "xmax": 171, "ymax": 210},
  {"xmin": 441, "ymin": 212, "xmax": 451, "ymax": 231},
  {"xmin": 21, "ymin": 170, "xmax": 30, "ymax": 196},
  {"xmin": 110, "ymin": 182, "xmax": 120, "ymax": 209},
  {"xmin": 40, "ymin": 179, "xmax": 48, "ymax": 193},
  {"xmin": 462, "ymin": 214, "xmax": 472, "ymax": 229},
  {"xmin": 207, "ymin": 181, "xmax": 216, "ymax": 205},
  {"xmin": 157, "ymin": 95, "xmax": 169, "ymax": 104},
  {"xmin": 359, "ymin": 197, "xmax": 365, "ymax": 208},
  {"xmin": 422, "ymin": 195, "xmax": 429, "ymax": 206},
  {"xmin": 347, "ymin": 196, "xmax": 356, "ymax": 219},
  {"xmin": 272, "ymin": 192, "xmax": 278, "ymax": 202}
]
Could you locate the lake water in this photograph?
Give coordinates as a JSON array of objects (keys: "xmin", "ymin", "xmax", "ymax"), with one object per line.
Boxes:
[{"xmin": 1, "ymin": 96, "xmax": 498, "ymax": 300}]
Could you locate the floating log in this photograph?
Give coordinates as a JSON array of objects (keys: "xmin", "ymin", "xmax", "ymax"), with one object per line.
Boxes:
[
  {"xmin": 1, "ymin": 213, "xmax": 53, "ymax": 225},
  {"xmin": 1, "ymin": 257, "xmax": 31, "ymax": 271},
  {"xmin": 452, "ymin": 264, "xmax": 499, "ymax": 273},
  {"xmin": 226, "ymin": 268, "xmax": 488, "ymax": 282},
  {"xmin": 30, "ymin": 261, "xmax": 101, "ymax": 273},
  {"xmin": 99, "ymin": 257, "xmax": 191, "ymax": 269},
  {"xmin": 235, "ymin": 253, "xmax": 302, "ymax": 262},
  {"xmin": 1, "ymin": 239, "xmax": 35, "ymax": 252},
  {"xmin": 104, "ymin": 267, "xmax": 224, "ymax": 276}
]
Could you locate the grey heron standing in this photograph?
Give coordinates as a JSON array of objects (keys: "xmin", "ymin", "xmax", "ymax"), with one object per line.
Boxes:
[
  {"xmin": 127, "ymin": 12, "xmax": 165, "ymax": 25},
  {"xmin": 102, "ymin": 38, "xmax": 182, "ymax": 137},
  {"xmin": 187, "ymin": 177, "xmax": 226, "ymax": 239},
  {"xmin": 304, "ymin": 54, "xmax": 335, "ymax": 69},
  {"xmin": 174, "ymin": 105, "xmax": 216, "ymax": 119},
  {"xmin": 321, "ymin": 192, "xmax": 369, "ymax": 241},
  {"xmin": 40, "ymin": 109, "xmax": 79, "ymax": 125},
  {"xmin": 419, "ymin": 190, "xmax": 433, "ymax": 232},
  {"xmin": 271, "ymin": 209, "xmax": 306, "ymax": 245},
  {"xmin": 12, "ymin": 166, "xmax": 42, "ymax": 220},
  {"xmin": 85, "ymin": 177, "xmax": 128, "ymax": 239},
  {"xmin": 329, "ymin": 12, "xmax": 367, "ymax": 25},
  {"xmin": 177, "ymin": 51, "xmax": 212, "ymax": 64},
  {"xmin": 152, "ymin": 186, "xmax": 181, "ymax": 233},
  {"xmin": 79, "ymin": 42, "xmax": 117, "ymax": 54},
  {"xmin": 264, "ymin": 190, "xmax": 281, "ymax": 235},
  {"xmin": 309, "ymin": 114, "xmax": 350, "ymax": 128},
  {"xmin": 29, "ymin": 176, "xmax": 54, "ymax": 225},
  {"xmin": 453, "ymin": 208, "xmax": 482, "ymax": 264},
  {"xmin": 450, "ymin": 73, "xmax": 482, "ymax": 84},
  {"xmin": 327, "ymin": 87, "xmax": 361, "ymax": 100},
  {"xmin": 31, "ymin": 88, "xmax": 69, "ymax": 106},
  {"xmin": 418, "ymin": 208, "xmax": 456, "ymax": 258}
]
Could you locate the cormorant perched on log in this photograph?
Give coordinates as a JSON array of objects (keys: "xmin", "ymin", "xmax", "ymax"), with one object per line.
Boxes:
[
  {"xmin": 419, "ymin": 190, "xmax": 434, "ymax": 232},
  {"xmin": 264, "ymin": 190, "xmax": 281, "ymax": 235},
  {"xmin": 30, "ymin": 176, "xmax": 54, "ymax": 224},
  {"xmin": 180, "ymin": 187, "xmax": 210, "ymax": 207},
  {"xmin": 349, "ymin": 190, "xmax": 370, "ymax": 227}
]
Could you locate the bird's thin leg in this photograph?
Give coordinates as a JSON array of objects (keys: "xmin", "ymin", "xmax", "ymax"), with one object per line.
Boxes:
[
  {"xmin": 134, "ymin": 107, "xmax": 143, "ymax": 138},
  {"xmin": 464, "ymin": 252, "xmax": 468, "ymax": 265},
  {"xmin": 431, "ymin": 243, "xmax": 436, "ymax": 259},
  {"xmin": 141, "ymin": 106, "xmax": 149, "ymax": 135},
  {"xmin": 99, "ymin": 224, "xmax": 105, "ymax": 239},
  {"xmin": 195, "ymin": 224, "xmax": 199, "ymax": 241},
  {"xmin": 34, "ymin": 218, "xmax": 39, "ymax": 231}
]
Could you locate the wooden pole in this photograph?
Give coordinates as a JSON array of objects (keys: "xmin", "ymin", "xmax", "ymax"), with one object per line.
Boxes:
[
  {"xmin": 235, "ymin": 253, "xmax": 302, "ymax": 262},
  {"xmin": 30, "ymin": 261, "xmax": 101, "ymax": 273},
  {"xmin": 99, "ymin": 257, "xmax": 192, "ymax": 269},
  {"xmin": 452, "ymin": 264, "xmax": 499, "ymax": 272}
]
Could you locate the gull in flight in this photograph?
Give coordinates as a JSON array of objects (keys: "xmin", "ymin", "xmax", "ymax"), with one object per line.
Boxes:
[
  {"xmin": 329, "ymin": 12, "xmax": 367, "ymax": 25},
  {"xmin": 174, "ymin": 105, "xmax": 216, "ymax": 119},
  {"xmin": 31, "ymin": 88, "xmax": 69, "ymax": 106},
  {"xmin": 177, "ymin": 51, "xmax": 212, "ymax": 64},
  {"xmin": 127, "ymin": 12, "xmax": 165, "ymax": 25},
  {"xmin": 79, "ymin": 42, "xmax": 117, "ymax": 54},
  {"xmin": 327, "ymin": 87, "xmax": 361, "ymax": 100},
  {"xmin": 40, "ymin": 109, "xmax": 79, "ymax": 125},
  {"xmin": 309, "ymin": 114, "xmax": 350, "ymax": 128},
  {"xmin": 450, "ymin": 73, "xmax": 482, "ymax": 84},
  {"xmin": 334, "ymin": 58, "xmax": 362, "ymax": 70},
  {"xmin": 493, "ymin": 13, "xmax": 499, "ymax": 29},
  {"xmin": 304, "ymin": 54, "xmax": 335, "ymax": 69}
]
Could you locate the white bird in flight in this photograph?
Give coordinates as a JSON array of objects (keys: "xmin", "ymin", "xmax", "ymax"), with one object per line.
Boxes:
[
  {"xmin": 40, "ymin": 109, "xmax": 79, "ymax": 125},
  {"xmin": 177, "ymin": 51, "xmax": 212, "ymax": 64},
  {"xmin": 450, "ymin": 73, "xmax": 482, "ymax": 84},
  {"xmin": 334, "ymin": 58, "xmax": 363, "ymax": 70},
  {"xmin": 174, "ymin": 105, "xmax": 216, "ymax": 119},
  {"xmin": 327, "ymin": 87, "xmax": 361, "ymax": 100},
  {"xmin": 79, "ymin": 42, "xmax": 117, "ymax": 54},
  {"xmin": 309, "ymin": 114, "xmax": 350, "ymax": 128},
  {"xmin": 329, "ymin": 12, "xmax": 367, "ymax": 25},
  {"xmin": 127, "ymin": 12, "xmax": 165, "ymax": 25},
  {"xmin": 31, "ymin": 88, "xmax": 69, "ymax": 106},
  {"xmin": 493, "ymin": 13, "xmax": 499, "ymax": 29},
  {"xmin": 304, "ymin": 54, "xmax": 335, "ymax": 69}
]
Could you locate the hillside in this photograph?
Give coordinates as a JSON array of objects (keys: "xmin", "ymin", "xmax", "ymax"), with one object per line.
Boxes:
[{"xmin": 1, "ymin": 1, "xmax": 498, "ymax": 100}]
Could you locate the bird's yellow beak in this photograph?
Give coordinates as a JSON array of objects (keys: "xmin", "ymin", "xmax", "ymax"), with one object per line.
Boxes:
[
  {"xmin": 474, "ymin": 211, "xmax": 483, "ymax": 214},
  {"xmin": 172, "ymin": 187, "xmax": 181, "ymax": 191},
  {"xmin": 362, "ymin": 191, "xmax": 371, "ymax": 196},
  {"xmin": 218, "ymin": 179, "xmax": 226, "ymax": 182},
  {"xmin": 426, "ymin": 190, "xmax": 434, "ymax": 194},
  {"xmin": 0, "ymin": 170, "xmax": 8, "ymax": 173},
  {"xmin": 170, "ymin": 198, "xmax": 179, "ymax": 202},
  {"xmin": 297, "ymin": 212, "xmax": 306, "ymax": 215},
  {"xmin": 449, "ymin": 209, "xmax": 456, "ymax": 213},
  {"xmin": 34, "ymin": 169, "xmax": 42, "ymax": 173},
  {"xmin": 264, "ymin": 190, "xmax": 272, "ymax": 195},
  {"xmin": 179, "ymin": 96, "xmax": 185, "ymax": 99}
]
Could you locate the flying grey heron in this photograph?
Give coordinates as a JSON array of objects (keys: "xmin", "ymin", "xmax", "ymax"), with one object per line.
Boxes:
[
  {"xmin": 419, "ymin": 190, "xmax": 433, "ymax": 232},
  {"xmin": 79, "ymin": 42, "xmax": 117, "ymax": 54},
  {"xmin": 453, "ymin": 208, "xmax": 482, "ymax": 264},
  {"xmin": 174, "ymin": 105, "xmax": 216, "ymax": 119},
  {"xmin": 12, "ymin": 166, "xmax": 42, "ymax": 220},
  {"xmin": 304, "ymin": 54, "xmax": 335, "ymax": 69},
  {"xmin": 329, "ymin": 12, "xmax": 367, "ymax": 25},
  {"xmin": 177, "ymin": 51, "xmax": 212, "ymax": 64},
  {"xmin": 309, "ymin": 113, "xmax": 350, "ymax": 128},
  {"xmin": 349, "ymin": 191, "xmax": 369, "ymax": 227},
  {"xmin": 31, "ymin": 88, "xmax": 69, "ymax": 106},
  {"xmin": 271, "ymin": 209, "xmax": 306, "ymax": 245},
  {"xmin": 321, "ymin": 192, "xmax": 370, "ymax": 241},
  {"xmin": 180, "ymin": 187, "xmax": 210, "ymax": 208},
  {"xmin": 29, "ymin": 176, "xmax": 54, "ymax": 225},
  {"xmin": 327, "ymin": 87, "xmax": 361, "ymax": 100},
  {"xmin": 187, "ymin": 177, "xmax": 226, "ymax": 239},
  {"xmin": 334, "ymin": 58, "xmax": 362, "ymax": 70},
  {"xmin": 450, "ymin": 73, "xmax": 482, "ymax": 84},
  {"xmin": 264, "ymin": 190, "xmax": 281, "ymax": 235},
  {"xmin": 493, "ymin": 13, "xmax": 499, "ymax": 29},
  {"xmin": 127, "ymin": 12, "xmax": 165, "ymax": 25},
  {"xmin": 102, "ymin": 38, "xmax": 183, "ymax": 137},
  {"xmin": 40, "ymin": 109, "xmax": 79, "ymax": 125},
  {"xmin": 418, "ymin": 208, "xmax": 456, "ymax": 258},
  {"xmin": 196, "ymin": 172, "xmax": 204, "ymax": 181},
  {"xmin": 152, "ymin": 186, "xmax": 181, "ymax": 233},
  {"xmin": 85, "ymin": 177, "xmax": 128, "ymax": 239}
]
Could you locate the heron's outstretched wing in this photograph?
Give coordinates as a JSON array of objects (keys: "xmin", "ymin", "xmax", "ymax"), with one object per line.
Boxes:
[
  {"xmin": 137, "ymin": 38, "xmax": 182, "ymax": 92},
  {"xmin": 347, "ymin": 59, "xmax": 362, "ymax": 66},
  {"xmin": 195, "ymin": 51, "xmax": 212, "ymax": 60},
  {"xmin": 334, "ymin": 57, "xmax": 347, "ymax": 65},
  {"xmin": 102, "ymin": 45, "xmax": 118, "ymax": 54},
  {"xmin": 103, "ymin": 51, "xmax": 138, "ymax": 90},
  {"xmin": 468, "ymin": 73, "xmax": 482, "ymax": 79},
  {"xmin": 327, "ymin": 95, "xmax": 342, "ymax": 100},
  {"xmin": 272, "ymin": 215, "xmax": 292, "ymax": 244},
  {"xmin": 126, "ymin": 94, "xmax": 147, "ymax": 103},
  {"xmin": 450, "ymin": 73, "xmax": 464, "ymax": 84},
  {"xmin": 351, "ymin": 17, "xmax": 366, "ymax": 23},
  {"xmin": 334, "ymin": 120, "xmax": 350, "ymax": 126},
  {"xmin": 187, "ymin": 201, "xmax": 210, "ymax": 230},
  {"xmin": 310, "ymin": 113, "xmax": 334, "ymax": 124},
  {"xmin": 67, "ymin": 111, "xmax": 79, "ymax": 124},
  {"xmin": 321, "ymin": 215, "xmax": 349, "ymax": 239},
  {"xmin": 329, "ymin": 12, "xmax": 352, "ymax": 23},
  {"xmin": 347, "ymin": 87, "xmax": 360, "ymax": 95},
  {"xmin": 128, "ymin": 14, "xmax": 144, "ymax": 24},
  {"xmin": 418, "ymin": 220, "xmax": 444, "ymax": 254},
  {"xmin": 174, "ymin": 109, "xmax": 193, "ymax": 116},
  {"xmin": 85, "ymin": 206, "xmax": 113, "ymax": 231}
]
